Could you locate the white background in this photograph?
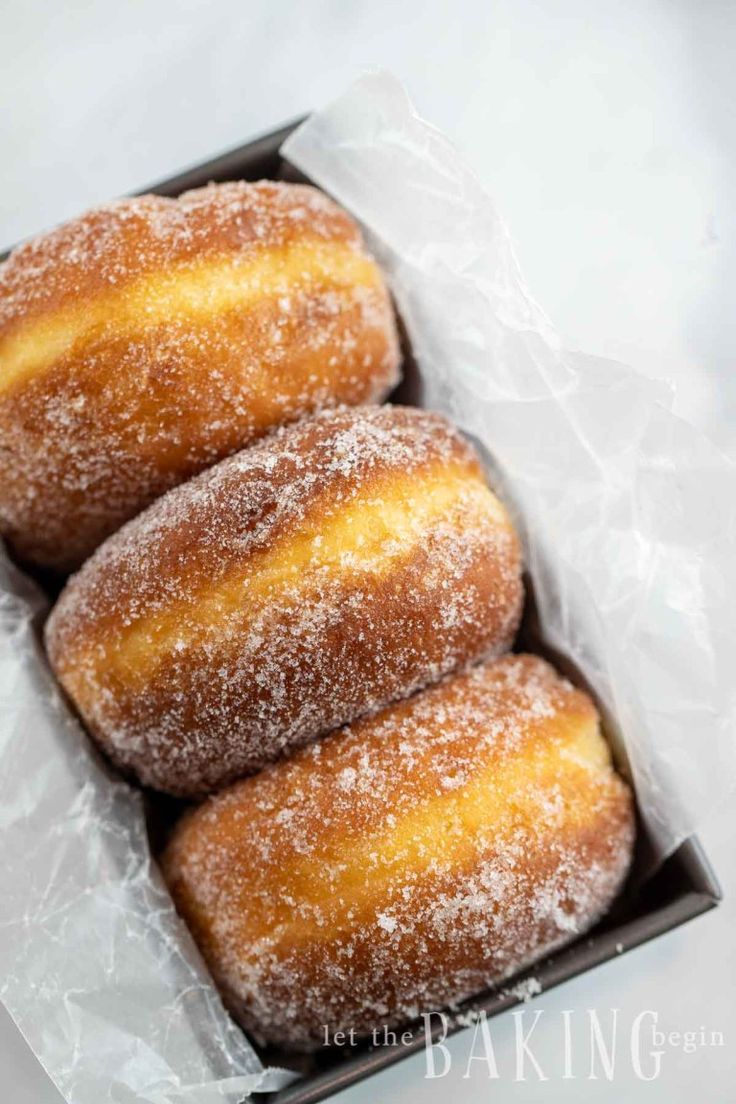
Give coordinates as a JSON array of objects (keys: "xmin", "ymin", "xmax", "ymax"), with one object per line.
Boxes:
[{"xmin": 1, "ymin": 1, "xmax": 734, "ymax": 1101}]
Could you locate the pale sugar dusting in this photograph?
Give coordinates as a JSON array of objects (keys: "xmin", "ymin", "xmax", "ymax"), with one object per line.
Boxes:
[
  {"xmin": 164, "ymin": 653, "xmax": 635, "ymax": 1051},
  {"xmin": 46, "ymin": 405, "xmax": 524, "ymax": 795},
  {"xmin": 0, "ymin": 180, "xmax": 400, "ymax": 569}
]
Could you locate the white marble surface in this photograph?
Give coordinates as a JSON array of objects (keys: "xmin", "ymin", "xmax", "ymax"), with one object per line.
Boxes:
[{"xmin": 1, "ymin": 1, "xmax": 734, "ymax": 1101}]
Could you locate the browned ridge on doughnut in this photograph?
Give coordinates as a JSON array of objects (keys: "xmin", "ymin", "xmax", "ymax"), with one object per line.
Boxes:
[
  {"xmin": 162, "ymin": 653, "xmax": 635, "ymax": 1050},
  {"xmin": 0, "ymin": 180, "xmax": 400, "ymax": 570},
  {"xmin": 45, "ymin": 405, "xmax": 524, "ymax": 796}
]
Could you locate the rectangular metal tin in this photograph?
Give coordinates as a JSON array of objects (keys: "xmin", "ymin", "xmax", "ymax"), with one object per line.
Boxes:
[{"xmin": 4, "ymin": 118, "xmax": 720, "ymax": 1104}]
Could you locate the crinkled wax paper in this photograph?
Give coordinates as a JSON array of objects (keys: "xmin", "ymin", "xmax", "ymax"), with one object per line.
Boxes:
[
  {"xmin": 1, "ymin": 69, "xmax": 734, "ymax": 1104},
  {"xmin": 0, "ymin": 560, "xmax": 293, "ymax": 1102},
  {"xmin": 283, "ymin": 70, "xmax": 736, "ymax": 856}
]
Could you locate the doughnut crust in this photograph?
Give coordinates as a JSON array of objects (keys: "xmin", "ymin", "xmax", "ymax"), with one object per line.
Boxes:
[
  {"xmin": 162, "ymin": 654, "xmax": 635, "ymax": 1050},
  {"xmin": 45, "ymin": 405, "xmax": 523, "ymax": 796},
  {"xmin": 0, "ymin": 181, "xmax": 400, "ymax": 571}
]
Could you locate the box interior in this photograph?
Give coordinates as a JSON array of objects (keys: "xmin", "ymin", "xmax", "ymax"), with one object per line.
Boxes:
[{"xmin": 2, "ymin": 119, "xmax": 721, "ymax": 1104}]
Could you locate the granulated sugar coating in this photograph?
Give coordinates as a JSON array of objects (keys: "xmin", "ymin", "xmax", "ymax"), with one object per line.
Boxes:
[
  {"xmin": 163, "ymin": 653, "xmax": 635, "ymax": 1051},
  {"xmin": 0, "ymin": 180, "xmax": 400, "ymax": 571},
  {"xmin": 45, "ymin": 405, "xmax": 523, "ymax": 796}
]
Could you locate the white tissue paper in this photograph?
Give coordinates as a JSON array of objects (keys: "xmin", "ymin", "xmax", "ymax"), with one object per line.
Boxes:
[{"xmin": 1, "ymin": 70, "xmax": 734, "ymax": 1104}]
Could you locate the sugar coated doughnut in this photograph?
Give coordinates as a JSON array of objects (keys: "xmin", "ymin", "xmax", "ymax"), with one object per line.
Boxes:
[
  {"xmin": 45, "ymin": 405, "xmax": 523, "ymax": 796},
  {"xmin": 163, "ymin": 653, "xmax": 635, "ymax": 1050},
  {"xmin": 0, "ymin": 181, "xmax": 400, "ymax": 570}
]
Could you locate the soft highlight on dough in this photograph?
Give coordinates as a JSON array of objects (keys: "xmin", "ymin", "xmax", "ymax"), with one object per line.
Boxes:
[
  {"xmin": 60, "ymin": 461, "xmax": 504, "ymax": 691},
  {"xmin": 0, "ymin": 241, "xmax": 380, "ymax": 394}
]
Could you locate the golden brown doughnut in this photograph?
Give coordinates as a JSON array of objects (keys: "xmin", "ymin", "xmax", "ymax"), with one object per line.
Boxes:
[
  {"xmin": 0, "ymin": 181, "xmax": 400, "ymax": 571},
  {"xmin": 162, "ymin": 653, "xmax": 635, "ymax": 1050},
  {"xmin": 45, "ymin": 405, "xmax": 523, "ymax": 796}
]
